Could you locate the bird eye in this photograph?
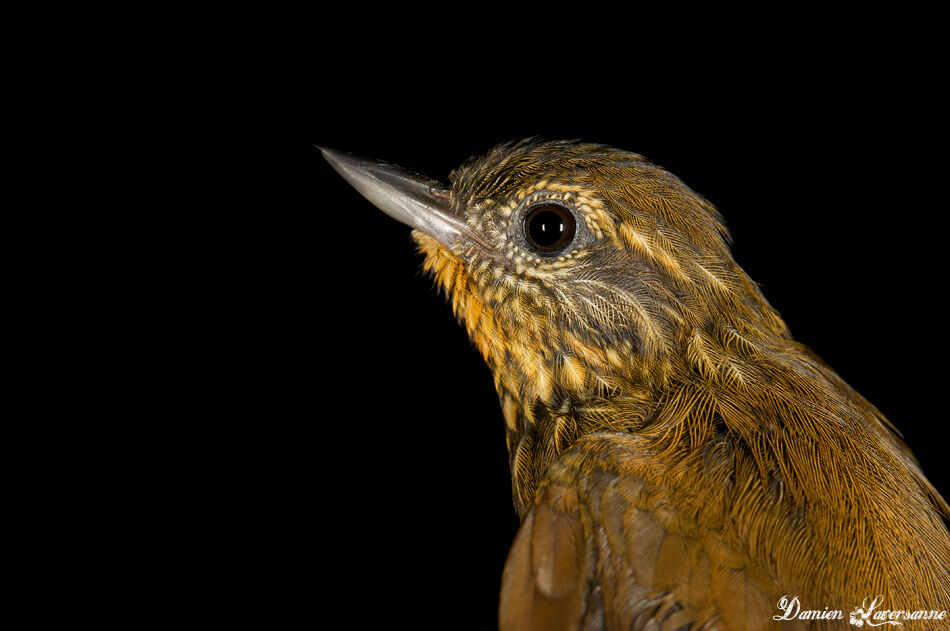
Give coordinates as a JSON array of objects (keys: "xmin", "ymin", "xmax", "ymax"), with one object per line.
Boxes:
[{"xmin": 523, "ymin": 204, "xmax": 577, "ymax": 254}]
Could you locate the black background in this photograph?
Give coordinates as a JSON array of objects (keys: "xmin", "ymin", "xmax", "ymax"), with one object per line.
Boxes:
[
  {"xmin": 22, "ymin": 14, "xmax": 946, "ymax": 629},
  {"xmin": 212, "ymin": 46, "xmax": 948, "ymax": 630}
]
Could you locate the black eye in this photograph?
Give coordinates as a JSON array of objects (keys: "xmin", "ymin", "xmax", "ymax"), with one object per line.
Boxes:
[{"xmin": 523, "ymin": 204, "xmax": 577, "ymax": 254}]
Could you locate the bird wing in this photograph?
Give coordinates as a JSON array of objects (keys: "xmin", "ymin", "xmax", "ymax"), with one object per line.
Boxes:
[{"xmin": 499, "ymin": 433, "xmax": 794, "ymax": 631}]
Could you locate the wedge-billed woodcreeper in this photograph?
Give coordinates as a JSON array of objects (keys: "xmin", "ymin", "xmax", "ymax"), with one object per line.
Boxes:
[{"xmin": 321, "ymin": 139, "xmax": 950, "ymax": 631}]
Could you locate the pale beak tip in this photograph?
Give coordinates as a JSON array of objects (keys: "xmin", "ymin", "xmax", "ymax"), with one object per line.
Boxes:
[{"xmin": 316, "ymin": 145, "xmax": 346, "ymax": 168}]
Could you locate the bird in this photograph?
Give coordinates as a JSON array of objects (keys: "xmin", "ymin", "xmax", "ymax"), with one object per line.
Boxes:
[{"xmin": 320, "ymin": 139, "xmax": 950, "ymax": 630}]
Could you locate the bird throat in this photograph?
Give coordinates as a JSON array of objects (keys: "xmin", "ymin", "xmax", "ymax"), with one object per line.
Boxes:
[{"xmin": 414, "ymin": 232, "xmax": 658, "ymax": 515}]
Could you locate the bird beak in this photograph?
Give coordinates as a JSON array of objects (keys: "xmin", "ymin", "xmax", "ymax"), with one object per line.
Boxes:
[{"xmin": 320, "ymin": 146, "xmax": 482, "ymax": 251}]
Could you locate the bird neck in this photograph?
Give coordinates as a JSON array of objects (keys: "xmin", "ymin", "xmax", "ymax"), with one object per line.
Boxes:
[
  {"xmin": 494, "ymin": 360, "xmax": 658, "ymax": 516},
  {"xmin": 492, "ymin": 314, "xmax": 797, "ymax": 517}
]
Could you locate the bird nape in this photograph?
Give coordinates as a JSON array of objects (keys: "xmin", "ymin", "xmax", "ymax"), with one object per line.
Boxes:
[{"xmin": 321, "ymin": 139, "xmax": 950, "ymax": 631}]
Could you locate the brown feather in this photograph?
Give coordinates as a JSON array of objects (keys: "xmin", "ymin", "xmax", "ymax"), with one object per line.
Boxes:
[
  {"xmin": 391, "ymin": 139, "xmax": 948, "ymax": 629},
  {"xmin": 499, "ymin": 482, "xmax": 588, "ymax": 631}
]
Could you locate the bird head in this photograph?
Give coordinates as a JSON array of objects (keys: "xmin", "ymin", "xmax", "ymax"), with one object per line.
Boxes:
[{"xmin": 322, "ymin": 139, "xmax": 788, "ymax": 416}]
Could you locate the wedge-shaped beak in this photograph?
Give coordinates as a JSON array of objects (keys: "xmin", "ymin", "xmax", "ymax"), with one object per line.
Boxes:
[{"xmin": 320, "ymin": 146, "xmax": 481, "ymax": 251}]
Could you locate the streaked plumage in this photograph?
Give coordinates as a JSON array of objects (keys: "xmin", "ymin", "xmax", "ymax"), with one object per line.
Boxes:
[{"xmin": 323, "ymin": 139, "xmax": 950, "ymax": 630}]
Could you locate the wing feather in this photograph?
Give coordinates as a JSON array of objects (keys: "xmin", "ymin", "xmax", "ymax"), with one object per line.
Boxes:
[{"xmin": 499, "ymin": 433, "xmax": 783, "ymax": 631}]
